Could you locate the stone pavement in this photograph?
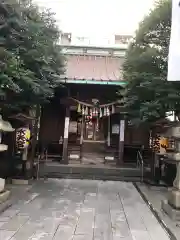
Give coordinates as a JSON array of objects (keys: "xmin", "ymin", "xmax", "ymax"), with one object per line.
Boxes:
[
  {"xmin": 0, "ymin": 179, "xmax": 171, "ymax": 240},
  {"xmin": 137, "ymin": 183, "xmax": 180, "ymax": 240}
]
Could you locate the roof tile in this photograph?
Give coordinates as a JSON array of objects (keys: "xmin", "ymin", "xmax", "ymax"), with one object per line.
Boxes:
[{"xmin": 65, "ymin": 55, "xmax": 123, "ymax": 81}]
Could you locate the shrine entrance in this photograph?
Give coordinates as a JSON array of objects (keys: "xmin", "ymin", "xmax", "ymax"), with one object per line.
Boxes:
[
  {"xmin": 83, "ymin": 100, "xmax": 105, "ymax": 142},
  {"xmin": 84, "ymin": 116, "xmax": 102, "ymax": 141},
  {"xmin": 81, "ymin": 109, "xmax": 106, "ymax": 165},
  {"xmin": 67, "ymin": 95, "xmax": 115, "ymax": 166}
]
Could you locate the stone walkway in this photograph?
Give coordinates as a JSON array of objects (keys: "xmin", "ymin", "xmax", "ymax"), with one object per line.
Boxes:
[{"xmin": 0, "ymin": 179, "xmax": 170, "ymax": 240}]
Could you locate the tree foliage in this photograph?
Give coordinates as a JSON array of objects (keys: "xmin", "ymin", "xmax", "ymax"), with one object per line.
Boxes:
[
  {"xmin": 0, "ymin": 0, "xmax": 64, "ymax": 111},
  {"xmin": 121, "ymin": 0, "xmax": 180, "ymax": 125}
]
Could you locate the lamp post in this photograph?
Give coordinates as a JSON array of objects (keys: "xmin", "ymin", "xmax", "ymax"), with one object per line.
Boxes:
[{"xmin": 161, "ymin": 124, "xmax": 180, "ymax": 220}]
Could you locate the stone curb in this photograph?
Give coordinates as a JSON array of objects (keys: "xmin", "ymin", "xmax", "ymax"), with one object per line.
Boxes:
[
  {"xmin": 134, "ymin": 183, "xmax": 177, "ymax": 240},
  {"xmin": 0, "ymin": 184, "xmax": 33, "ymax": 215}
]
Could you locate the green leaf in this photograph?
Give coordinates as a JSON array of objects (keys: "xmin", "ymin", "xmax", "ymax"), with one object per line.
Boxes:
[
  {"xmin": 0, "ymin": 0, "xmax": 65, "ymax": 111},
  {"xmin": 120, "ymin": 0, "xmax": 179, "ymax": 126}
]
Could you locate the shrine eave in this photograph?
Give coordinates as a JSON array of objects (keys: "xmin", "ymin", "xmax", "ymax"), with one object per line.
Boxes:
[{"xmin": 59, "ymin": 78, "xmax": 126, "ymax": 86}]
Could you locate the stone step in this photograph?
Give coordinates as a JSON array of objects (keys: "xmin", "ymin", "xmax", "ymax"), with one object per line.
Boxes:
[
  {"xmin": 41, "ymin": 173, "xmax": 143, "ymax": 182},
  {"xmin": 39, "ymin": 163, "xmax": 150, "ymax": 182}
]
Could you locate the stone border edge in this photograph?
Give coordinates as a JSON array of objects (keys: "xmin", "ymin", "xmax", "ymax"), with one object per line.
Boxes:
[{"xmin": 133, "ymin": 183, "xmax": 177, "ymax": 240}]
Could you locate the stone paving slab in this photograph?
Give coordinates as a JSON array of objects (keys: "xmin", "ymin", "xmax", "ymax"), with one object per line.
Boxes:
[
  {"xmin": 137, "ymin": 183, "xmax": 180, "ymax": 240},
  {"xmin": 0, "ymin": 230, "xmax": 15, "ymax": 240},
  {"xmin": 0, "ymin": 179, "xmax": 171, "ymax": 240}
]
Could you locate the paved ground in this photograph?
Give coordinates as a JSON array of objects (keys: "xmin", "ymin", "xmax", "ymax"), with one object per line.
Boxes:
[
  {"xmin": 0, "ymin": 179, "xmax": 170, "ymax": 240},
  {"xmin": 137, "ymin": 183, "xmax": 180, "ymax": 240}
]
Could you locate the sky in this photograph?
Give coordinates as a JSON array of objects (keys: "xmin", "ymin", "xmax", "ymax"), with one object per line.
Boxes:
[{"xmin": 35, "ymin": 0, "xmax": 155, "ymax": 38}]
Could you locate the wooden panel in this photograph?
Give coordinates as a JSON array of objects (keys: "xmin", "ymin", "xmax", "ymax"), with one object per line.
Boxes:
[
  {"xmin": 39, "ymin": 104, "xmax": 65, "ymax": 143},
  {"xmin": 125, "ymin": 125, "xmax": 149, "ymax": 147}
]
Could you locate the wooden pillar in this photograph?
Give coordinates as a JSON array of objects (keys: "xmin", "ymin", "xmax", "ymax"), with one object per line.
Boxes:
[
  {"xmin": 62, "ymin": 107, "xmax": 70, "ymax": 164},
  {"xmin": 80, "ymin": 116, "xmax": 84, "ymax": 161},
  {"xmin": 117, "ymin": 118, "xmax": 125, "ymax": 166},
  {"xmin": 80, "ymin": 116, "xmax": 84, "ymax": 145},
  {"xmin": 22, "ymin": 148, "xmax": 28, "ymax": 178},
  {"xmin": 107, "ymin": 115, "xmax": 111, "ymax": 147},
  {"xmin": 29, "ymin": 105, "xmax": 41, "ymax": 177}
]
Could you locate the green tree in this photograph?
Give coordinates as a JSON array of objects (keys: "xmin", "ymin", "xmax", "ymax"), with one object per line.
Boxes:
[
  {"xmin": 121, "ymin": 0, "xmax": 180, "ymax": 125},
  {"xmin": 0, "ymin": 0, "xmax": 64, "ymax": 112}
]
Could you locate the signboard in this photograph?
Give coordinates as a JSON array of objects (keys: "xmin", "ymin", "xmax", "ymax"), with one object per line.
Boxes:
[
  {"xmin": 112, "ymin": 124, "xmax": 119, "ymax": 134},
  {"xmin": 119, "ymin": 120, "xmax": 125, "ymax": 141},
  {"xmin": 16, "ymin": 128, "xmax": 31, "ymax": 149},
  {"xmin": 64, "ymin": 117, "xmax": 69, "ymax": 138},
  {"xmin": 69, "ymin": 121, "xmax": 77, "ymax": 133}
]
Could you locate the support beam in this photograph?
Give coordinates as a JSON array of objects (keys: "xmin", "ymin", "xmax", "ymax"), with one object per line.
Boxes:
[
  {"xmin": 62, "ymin": 107, "xmax": 70, "ymax": 164},
  {"xmin": 117, "ymin": 119, "xmax": 125, "ymax": 166}
]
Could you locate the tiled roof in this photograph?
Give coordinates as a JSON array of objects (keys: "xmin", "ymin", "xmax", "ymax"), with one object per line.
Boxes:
[{"xmin": 64, "ymin": 55, "xmax": 124, "ymax": 81}]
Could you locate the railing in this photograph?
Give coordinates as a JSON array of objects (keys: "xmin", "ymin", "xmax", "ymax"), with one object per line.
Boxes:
[{"xmin": 136, "ymin": 150, "xmax": 144, "ymax": 182}]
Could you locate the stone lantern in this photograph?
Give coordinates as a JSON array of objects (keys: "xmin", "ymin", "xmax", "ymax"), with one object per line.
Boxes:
[
  {"xmin": 162, "ymin": 123, "xmax": 180, "ymax": 220},
  {"xmin": 0, "ymin": 115, "xmax": 14, "ymax": 198}
]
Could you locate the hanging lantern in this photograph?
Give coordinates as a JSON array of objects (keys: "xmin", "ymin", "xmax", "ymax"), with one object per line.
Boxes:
[{"xmin": 16, "ymin": 127, "xmax": 31, "ymax": 150}]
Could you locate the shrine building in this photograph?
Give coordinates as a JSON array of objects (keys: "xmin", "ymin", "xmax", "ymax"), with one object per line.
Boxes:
[{"xmin": 38, "ymin": 38, "xmax": 149, "ymax": 168}]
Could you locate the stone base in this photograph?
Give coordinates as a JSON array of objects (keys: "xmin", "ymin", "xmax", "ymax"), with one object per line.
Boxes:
[
  {"xmin": 0, "ymin": 178, "xmax": 5, "ymax": 192},
  {"xmin": 0, "ymin": 190, "xmax": 10, "ymax": 204},
  {"xmin": 12, "ymin": 179, "xmax": 30, "ymax": 185},
  {"xmin": 162, "ymin": 199, "xmax": 180, "ymax": 221},
  {"xmin": 168, "ymin": 189, "xmax": 180, "ymax": 209}
]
